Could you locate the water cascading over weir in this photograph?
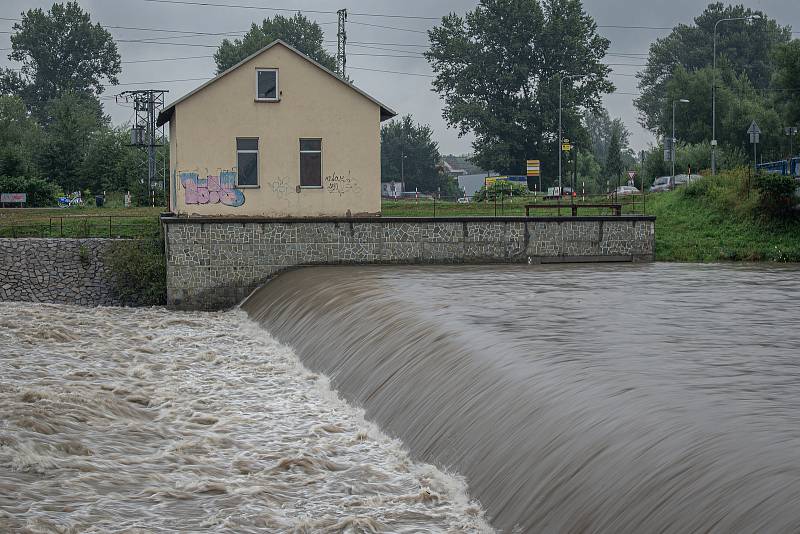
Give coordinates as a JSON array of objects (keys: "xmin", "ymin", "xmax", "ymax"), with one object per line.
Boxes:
[{"xmin": 242, "ymin": 264, "xmax": 800, "ymax": 533}]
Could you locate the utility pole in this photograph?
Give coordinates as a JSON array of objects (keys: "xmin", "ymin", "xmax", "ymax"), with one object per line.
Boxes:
[
  {"xmin": 117, "ymin": 90, "xmax": 168, "ymax": 206},
  {"xmin": 337, "ymin": 9, "xmax": 348, "ymax": 78}
]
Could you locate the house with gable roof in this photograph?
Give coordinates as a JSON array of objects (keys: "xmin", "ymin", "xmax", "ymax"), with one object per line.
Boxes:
[{"xmin": 157, "ymin": 39, "xmax": 396, "ymax": 217}]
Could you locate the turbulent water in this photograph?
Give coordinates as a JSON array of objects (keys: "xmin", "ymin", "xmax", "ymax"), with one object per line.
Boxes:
[
  {"xmin": 0, "ymin": 303, "xmax": 491, "ymax": 533},
  {"xmin": 243, "ymin": 263, "xmax": 800, "ymax": 533}
]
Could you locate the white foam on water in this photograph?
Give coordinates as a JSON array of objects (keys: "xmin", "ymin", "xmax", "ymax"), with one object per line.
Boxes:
[{"xmin": 0, "ymin": 302, "xmax": 493, "ymax": 533}]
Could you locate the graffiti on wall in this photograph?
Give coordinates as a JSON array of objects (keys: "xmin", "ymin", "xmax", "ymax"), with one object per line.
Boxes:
[
  {"xmin": 324, "ymin": 171, "xmax": 360, "ymax": 196},
  {"xmin": 269, "ymin": 177, "xmax": 289, "ymax": 199},
  {"xmin": 180, "ymin": 170, "xmax": 245, "ymax": 207}
]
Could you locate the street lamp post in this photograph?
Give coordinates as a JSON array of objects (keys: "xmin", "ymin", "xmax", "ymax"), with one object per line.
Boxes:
[
  {"xmin": 785, "ymin": 127, "xmax": 798, "ymax": 157},
  {"xmin": 559, "ymin": 74, "xmax": 587, "ymax": 191},
  {"xmin": 400, "ymin": 151, "xmax": 407, "ymax": 193},
  {"xmin": 712, "ymin": 15, "xmax": 761, "ymax": 175},
  {"xmin": 672, "ymin": 99, "xmax": 690, "ymax": 179}
]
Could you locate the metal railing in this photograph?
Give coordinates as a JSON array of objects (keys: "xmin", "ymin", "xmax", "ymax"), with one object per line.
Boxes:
[
  {"xmin": 0, "ymin": 215, "xmax": 159, "ymax": 239},
  {"xmin": 381, "ymin": 192, "xmax": 649, "ymax": 218}
]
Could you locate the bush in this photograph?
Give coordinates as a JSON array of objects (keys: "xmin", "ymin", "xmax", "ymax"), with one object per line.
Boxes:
[
  {"xmin": 753, "ymin": 173, "xmax": 797, "ymax": 217},
  {"xmin": 0, "ymin": 175, "xmax": 62, "ymax": 207},
  {"xmin": 105, "ymin": 229, "xmax": 166, "ymax": 306},
  {"xmin": 473, "ymin": 180, "xmax": 529, "ymax": 201}
]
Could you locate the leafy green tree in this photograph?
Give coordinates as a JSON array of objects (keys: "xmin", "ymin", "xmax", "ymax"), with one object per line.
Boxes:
[
  {"xmin": 425, "ymin": 0, "xmax": 613, "ymax": 181},
  {"xmin": 635, "ymin": 3, "xmax": 790, "ymax": 133},
  {"xmin": 81, "ymin": 127, "xmax": 143, "ymax": 194},
  {"xmin": 661, "ymin": 66, "xmax": 782, "ymax": 161},
  {"xmin": 381, "ymin": 115, "xmax": 455, "ymax": 195},
  {"xmin": 585, "ymin": 109, "xmax": 636, "ymax": 175},
  {"xmin": 605, "ymin": 128, "xmax": 624, "ymax": 185},
  {"xmin": 0, "ymin": 95, "xmax": 42, "ymax": 177},
  {"xmin": 215, "ymin": 13, "xmax": 337, "ymax": 74},
  {"xmin": 773, "ymin": 40, "xmax": 800, "ymax": 129},
  {"xmin": 38, "ymin": 91, "xmax": 107, "ymax": 193},
  {"xmin": 575, "ymin": 149, "xmax": 603, "ymax": 193},
  {"xmin": 1, "ymin": 2, "xmax": 120, "ymax": 116}
]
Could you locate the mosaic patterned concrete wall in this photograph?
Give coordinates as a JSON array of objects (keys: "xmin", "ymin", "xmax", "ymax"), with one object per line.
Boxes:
[
  {"xmin": 0, "ymin": 239, "xmax": 121, "ymax": 306},
  {"xmin": 164, "ymin": 217, "xmax": 655, "ymax": 310}
]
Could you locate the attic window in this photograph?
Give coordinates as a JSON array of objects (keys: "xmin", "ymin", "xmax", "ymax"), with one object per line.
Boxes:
[{"xmin": 256, "ymin": 69, "xmax": 278, "ymax": 101}]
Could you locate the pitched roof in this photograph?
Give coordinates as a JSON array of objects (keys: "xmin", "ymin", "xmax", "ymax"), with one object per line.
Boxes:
[{"xmin": 156, "ymin": 39, "xmax": 396, "ymax": 127}]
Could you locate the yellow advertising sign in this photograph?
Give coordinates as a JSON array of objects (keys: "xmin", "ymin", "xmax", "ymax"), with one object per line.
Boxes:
[
  {"xmin": 485, "ymin": 176, "xmax": 509, "ymax": 187},
  {"xmin": 526, "ymin": 159, "xmax": 540, "ymax": 177},
  {"xmin": 561, "ymin": 143, "xmax": 572, "ymax": 152}
]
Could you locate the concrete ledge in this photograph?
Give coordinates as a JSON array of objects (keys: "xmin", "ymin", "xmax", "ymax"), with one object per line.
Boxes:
[
  {"xmin": 163, "ymin": 217, "xmax": 656, "ymax": 310},
  {"xmin": 161, "ymin": 213, "xmax": 656, "ymax": 224}
]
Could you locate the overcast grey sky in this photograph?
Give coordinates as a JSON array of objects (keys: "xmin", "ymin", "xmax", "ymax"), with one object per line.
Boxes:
[{"xmin": 1, "ymin": 0, "xmax": 797, "ymax": 155}]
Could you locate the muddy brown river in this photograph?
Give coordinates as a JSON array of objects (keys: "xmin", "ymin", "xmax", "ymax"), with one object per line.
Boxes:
[
  {"xmin": 244, "ymin": 263, "xmax": 800, "ymax": 533},
  {"xmin": 4, "ymin": 262, "xmax": 800, "ymax": 532}
]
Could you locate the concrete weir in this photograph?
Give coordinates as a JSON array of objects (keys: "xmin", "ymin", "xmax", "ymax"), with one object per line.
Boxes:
[{"xmin": 162, "ymin": 215, "xmax": 656, "ymax": 310}]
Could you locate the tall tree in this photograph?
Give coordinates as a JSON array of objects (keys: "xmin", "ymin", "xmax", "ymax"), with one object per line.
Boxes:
[
  {"xmin": 425, "ymin": 0, "xmax": 613, "ymax": 181},
  {"xmin": 659, "ymin": 65, "xmax": 782, "ymax": 161},
  {"xmin": 1, "ymin": 2, "xmax": 120, "ymax": 115},
  {"xmin": 38, "ymin": 91, "xmax": 107, "ymax": 193},
  {"xmin": 635, "ymin": 3, "xmax": 790, "ymax": 134},
  {"xmin": 585, "ymin": 109, "xmax": 635, "ymax": 170},
  {"xmin": 0, "ymin": 95, "xmax": 42, "ymax": 178},
  {"xmin": 773, "ymin": 40, "xmax": 800, "ymax": 130},
  {"xmin": 381, "ymin": 115, "xmax": 458, "ymax": 195},
  {"xmin": 605, "ymin": 129, "xmax": 623, "ymax": 185},
  {"xmin": 215, "ymin": 13, "xmax": 337, "ymax": 74}
]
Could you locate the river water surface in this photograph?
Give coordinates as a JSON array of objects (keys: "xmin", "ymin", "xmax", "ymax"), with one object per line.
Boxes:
[
  {"xmin": 243, "ymin": 263, "xmax": 800, "ymax": 533},
  {"xmin": 4, "ymin": 263, "xmax": 800, "ymax": 533},
  {"xmin": 0, "ymin": 303, "xmax": 491, "ymax": 533}
]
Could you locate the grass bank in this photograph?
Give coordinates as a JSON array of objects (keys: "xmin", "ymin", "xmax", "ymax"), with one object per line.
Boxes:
[
  {"xmin": 0, "ymin": 205, "xmax": 163, "ymax": 238},
  {"xmin": 649, "ymin": 171, "xmax": 800, "ymax": 262}
]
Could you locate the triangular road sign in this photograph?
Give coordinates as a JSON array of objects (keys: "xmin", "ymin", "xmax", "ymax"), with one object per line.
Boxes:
[{"xmin": 747, "ymin": 120, "xmax": 761, "ymax": 135}]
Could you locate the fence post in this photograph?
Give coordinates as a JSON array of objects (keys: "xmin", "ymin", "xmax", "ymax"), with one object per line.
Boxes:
[
  {"xmin": 109, "ymin": 216, "xmax": 112, "ymax": 238},
  {"xmin": 433, "ymin": 196, "xmax": 436, "ymax": 218}
]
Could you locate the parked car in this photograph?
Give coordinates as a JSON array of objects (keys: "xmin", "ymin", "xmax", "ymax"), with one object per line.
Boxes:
[
  {"xmin": 650, "ymin": 176, "xmax": 671, "ymax": 193},
  {"xmin": 457, "ymin": 197, "xmax": 470, "ymax": 204},
  {"xmin": 674, "ymin": 174, "xmax": 703, "ymax": 188},
  {"xmin": 609, "ymin": 186, "xmax": 640, "ymax": 197},
  {"xmin": 650, "ymin": 174, "xmax": 703, "ymax": 193}
]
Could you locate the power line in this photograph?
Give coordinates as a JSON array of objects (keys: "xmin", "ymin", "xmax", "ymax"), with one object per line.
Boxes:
[
  {"xmin": 138, "ymin": 0, "xmax": 441, "ymax": 20},
  {"xmin": 348, "ymin": 21, "xmax": 428, "ymax": 34},
  {"xmin": 348, "ymin": 66, "xmax": 434, "ymax": 77}
]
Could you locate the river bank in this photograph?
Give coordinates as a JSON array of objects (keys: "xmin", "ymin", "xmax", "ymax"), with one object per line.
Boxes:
[{"xmin": 0, "ymin": 302, "xmax": 491, "ymax": 533}]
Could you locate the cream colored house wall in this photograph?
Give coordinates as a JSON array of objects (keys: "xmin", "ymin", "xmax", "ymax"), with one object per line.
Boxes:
[{"xmin": 171, "ymin": 43, "xmax": 382, "ymax": 217}]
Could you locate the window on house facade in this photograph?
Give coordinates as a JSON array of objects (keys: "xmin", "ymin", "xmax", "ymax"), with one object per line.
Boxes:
[
  {"xmin": 300, "ymin": 139, "xmax": 322, "ymax": 187},
  {"xmin": 256, "ymin": 69, "xmax": 278, "ymax": 100},
  {"xmin": 236, "ymin": 138, "xmax": 258, "ymax": 186}
]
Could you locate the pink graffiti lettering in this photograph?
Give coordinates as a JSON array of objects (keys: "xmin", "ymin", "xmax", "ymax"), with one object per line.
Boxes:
[{"xmin": 179, "ymin": 170, "xmax": 244, "ymax": 207}]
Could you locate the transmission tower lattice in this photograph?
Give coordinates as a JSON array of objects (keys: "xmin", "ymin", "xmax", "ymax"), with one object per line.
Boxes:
[
  {"xmin": 337, "ymin": 9, "xmax": 347, "ymax": 78},
  {"xmin": 116, "ymin": 90, "xmax": 169, "ymax": 206}
]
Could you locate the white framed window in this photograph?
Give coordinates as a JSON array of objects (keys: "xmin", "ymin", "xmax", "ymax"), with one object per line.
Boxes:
[
  {"xmin": 236, "ymin": 138, "xmax": 259, "ymax": 187},
  {"xmin": 299, "ymin": 138, "xmax": 322, "ymax": 187},
  {"xmin": 255, "ymin": 68, "xmax": 278, "ymax": 101}
]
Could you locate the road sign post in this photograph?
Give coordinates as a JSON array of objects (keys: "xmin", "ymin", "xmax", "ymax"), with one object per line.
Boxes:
[{"xmin": 748, "ymin": 120, "xmax": 761, "ymax": 171}]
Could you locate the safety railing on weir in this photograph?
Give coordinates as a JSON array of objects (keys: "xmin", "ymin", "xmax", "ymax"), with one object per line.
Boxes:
[
  {"xmin": 380, "ymin": 192, "xmax": 650, "ymax": 218},
  {"xmin": 0, "ymin": 215, "xmax": 159, "ymax": 239}
]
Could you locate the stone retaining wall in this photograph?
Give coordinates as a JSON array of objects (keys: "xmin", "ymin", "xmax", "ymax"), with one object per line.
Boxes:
[
  {"xmin": 163, "ymin": 216, "xmax": 655, "ymax": 310},
  {"xmin": 0, "ymin": 239, "xmax": 120, "ymax": 306}
]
